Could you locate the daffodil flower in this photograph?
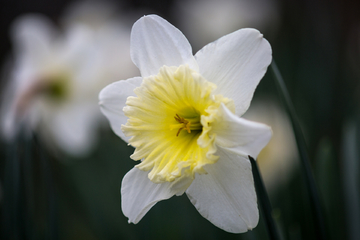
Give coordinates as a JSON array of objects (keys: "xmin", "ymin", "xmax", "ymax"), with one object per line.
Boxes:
[{"xmin": 99, "ymin": 15, "xmax": 272, "ymax": 233}]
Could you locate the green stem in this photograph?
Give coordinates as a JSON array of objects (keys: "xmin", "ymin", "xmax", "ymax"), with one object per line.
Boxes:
[
  {"xmin": 249, "ymin": 156, "xmax": 280, "ymax": 240},
  {"xmin": 271, "ymin": 60, "xmax": 326, "ymax": 240},
  {"xmin": 36, "ymin": 136, "xmax": 58, "ymax": 240}
]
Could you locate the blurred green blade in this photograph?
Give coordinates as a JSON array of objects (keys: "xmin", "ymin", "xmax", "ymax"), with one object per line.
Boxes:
[{"xmin": 249, "ymin": 156, "xmax": 281, "ymax": 240}]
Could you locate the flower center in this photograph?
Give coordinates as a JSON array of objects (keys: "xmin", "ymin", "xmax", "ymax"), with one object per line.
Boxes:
[
  {"xmin": 16, "ymin": 73, "xmax": 71, "ymax": 114},
  {"xmin": 43, "ymin": 74, "xmax": 71, "ymax": 102},
  {"xmin": 172, "ymin": 114, "xmax": 202, "ymax": 136},
  {"xmin": 122, "ymin": 65, "xmax": 234, "ymax": 183}
]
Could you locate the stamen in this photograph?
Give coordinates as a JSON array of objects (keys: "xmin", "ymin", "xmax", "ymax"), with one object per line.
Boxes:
[{"xmin": 174, "ymin": 114, "xmax": 191, "ymax": 136}]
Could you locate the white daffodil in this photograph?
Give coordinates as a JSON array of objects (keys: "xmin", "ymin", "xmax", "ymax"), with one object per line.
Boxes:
[
  {"xmin": 99, "ymin": 15, "xmax": 272, "ymax": 233},
  {"xmin": 1, "ymin": 6, "xmax": 137, "ymax": 156}
]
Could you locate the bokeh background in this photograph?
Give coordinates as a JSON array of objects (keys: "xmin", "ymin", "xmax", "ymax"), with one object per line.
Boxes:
[{"xmin": 0, "ymin": 0, "xmax": 360, "ymax": 239}]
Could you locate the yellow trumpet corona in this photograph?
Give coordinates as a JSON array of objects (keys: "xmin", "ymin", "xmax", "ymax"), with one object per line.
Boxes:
[{"xmin": 122, "ymin": 65, "xmax": 234, "ymax": 183}]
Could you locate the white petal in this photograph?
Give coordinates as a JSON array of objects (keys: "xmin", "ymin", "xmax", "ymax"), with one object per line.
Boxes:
[
  {"xmin": 212, "ymin": 103, "xmax": 272, "ymax": 159},
  {"xmin": 47, "ymin": 103, "xmax": 98, "ymax": 156},
  {"xmin": 186, "ymin": 146, "xmax": 258, "ymax": 233},
  {"xmin": 121, "ymin": 167, "xmax": 192, "ymax": 223},
  {"xmin": 195, "ymin": 28, "xmax": 272, "ymax": 116},
  {"xmin": 130, "ymin": 15, "xmax": 198, "ymax": 77},
  {"xmin": 58, "ymin": 24, "xmax": 95, "ymax": 67},
  {"xmin": 11, "ymin": 14, "xmax": 56, "ymax": 65},
  {"xmin": 99, "ymin": 77, "xmax": 142, "ymax": 142}
]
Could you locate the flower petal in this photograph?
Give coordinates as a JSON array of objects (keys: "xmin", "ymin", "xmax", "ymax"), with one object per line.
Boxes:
[
  {"xmin": 195, "ymin": 28, "xmax": 272, "ymax": 116},
  {"xmin": 186, "ymin": 146, "xmax": 258, "ymax": 233},
  {"xmin": 130, "ymin": 15, "xmax": 198, "ymax": 77},
  {"xmin": 99, "ymin": 77, "xmax": 142, "ymax": 142},
  {"xmin": 212, "ymin": 103, "xmax": 272, "ymax": 159},
  {"xmin": 47, "ymin": 102, "xmax": 98, "ymax": 156},
  {"xmin": 121, "ymin": 167, "xmax": 192, "ymax": 223},
  {"xmin": 11, "ymin": 14, "xmax": 56, "ymax": 66}
]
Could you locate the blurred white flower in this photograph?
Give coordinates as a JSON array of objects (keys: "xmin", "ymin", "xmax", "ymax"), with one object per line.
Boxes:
[
  {"xmin": 1, "ymin": 2, "xmax": 138, "ymax": 156},
  {"xmin": 61, "ymin": 0, "xmax": 120, "ymax": 28},
  {"xmin": 172, "ymin": 0, "xmax": 279, "ymax": 50},
  {"xmin": 243, "ymin": 98, "xmax": 298, "ymax": 192}
]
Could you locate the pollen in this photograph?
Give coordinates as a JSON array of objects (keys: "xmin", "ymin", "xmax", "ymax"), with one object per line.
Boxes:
[{"xmin": 121, "ymin": 65, "xmax": 234, "ymax": 183}]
